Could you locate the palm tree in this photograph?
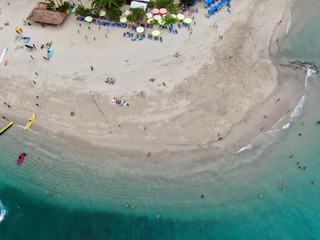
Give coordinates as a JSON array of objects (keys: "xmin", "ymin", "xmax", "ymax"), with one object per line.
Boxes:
[{"xmin": 91, "ymin": 0, "xmax": 118, "ymax": 9}]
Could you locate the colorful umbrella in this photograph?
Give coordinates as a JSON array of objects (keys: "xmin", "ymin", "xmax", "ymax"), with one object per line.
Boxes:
[
  {"xmin": 152, "ymin": 8, "xmax": 160, "ymax": 15},
  {"xmin": 188, "ymin": 8, "xmax": 194, "ymax": 13},
  {"xmin": 170, "ymin": 14, "xmax": 177, "ymax": 18},
  {"xmin": 152, "ymin": 30, "xmax": 160, "ymax": 37},
  {"xmin": 125, "ymin": 10, "xmax": 131, "ymax": 15},
  {"xmin": 154, "ymin": 15, "xmax": 161, "ymax": 21},
  {"xmin": 159, "ymin": 8, "xmax": 167, "ymax": 15},
  {"xmin": 177, "ymin": 14, "xmax": 185, "ymax": 20},
  {"xmin": 136, "ymin": 26, "xmax": 144, "ymax": 33},
  {"xmin": 85, "ymin": 16, "xmax": 93, "ymax": 22},
  {"xmin": 147, "ymin": 18, "xmax": 154, "ymax": 24},
  {"xmin": 146, "ymin": 13, "xmax": 153, "ymax": 19},
  {"xmin": 120, "ymin": 17, "xmax": 127, "ymax": 23},
  {"xmin": 158, "ymin": 19, "xmax": 165, "ymax": 25},
  {"xmin": 99, "ymin": 11, "xmax": 106, "ymax": 17},
  {"xmin": 183, "ymin": 18, "xmax": 192, "ymax": 24}
]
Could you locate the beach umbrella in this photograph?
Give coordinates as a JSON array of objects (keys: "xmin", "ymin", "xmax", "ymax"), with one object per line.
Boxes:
[
  {"xmin": 152, "ymin": 8, "xmax": 160, "ymax": 15},
  {"xmin": 221, "ymin": 0, "xmax": 226, "ymax": 3},
  {"xmin": 177, "ymin": 14, "xmax": 185, "ymax": 21},
  {"xmin": 125, "ymin": 10, "xmax": 131, "ymax": 15},
  {"xmin": 159, "ymin": 8, "xmax": 167, "ymax": 15},
  {"xmin": 146, "ymin": 13, "xmax": 153, "ymax": 19},
  {"xmin": 136, "ymin": 26, "xmax": 144, "ymax": 33},
  {"xmin": 120, "ymin": 17, "xmax": 127, "ymax": 23},
  {"xmin": 152, "ymin": 30, "xmax": 160, "ymax": 37},
  {"xmin": 99, "ymin": 11, "xmax": 106, "ymax": 17},
  {"xmin": 170, "ymin": 14, "xmax": 177, "ymax": 18},
  {"xmin": 158, "ymin": 19, "xmax": 165, "ymax": 25},
  {"xmin": 85, "ymin": 16, "xmax": 93, "ymax": 22},
  {"xmin": 147, "ymin": 18, "xmax": 154, "ymax": 24},
  {"xmin": 188, "ymin": 8, "xmax": 194, "ymax": 13},
  {"xmin": 183, "ymin": 18, "xmax": 192, "ymax": 24},
  {"xmin": 154, "ymin": 15, "xmax": 161, "ymax": 21},
  {"xmin": 218, "ymin": 2, "xmax": 223, "ymax": 7}
]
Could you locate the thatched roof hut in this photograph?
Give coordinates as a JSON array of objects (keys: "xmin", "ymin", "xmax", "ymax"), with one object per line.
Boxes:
[{"xmin": 27, "ymin": 8, "xmax": 68, "ymax": 25}]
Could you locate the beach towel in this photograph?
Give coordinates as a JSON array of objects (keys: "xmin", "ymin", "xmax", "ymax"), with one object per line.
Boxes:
[{"xmin": 47, "ymin": 49, "xmax": 53, "ymax": 58}]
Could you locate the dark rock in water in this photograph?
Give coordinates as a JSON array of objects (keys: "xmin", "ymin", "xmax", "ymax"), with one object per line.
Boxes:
[
  {"xmin": 317, "ymin": 121, "xmax": 320, "ymax": 124},
  {"xmin": 298, "ymin": 133, "xmax": 302, "ymax": 136},
  {"xmin": 201, "ymin": 195, "xmax": 204, "ymax": 198}
]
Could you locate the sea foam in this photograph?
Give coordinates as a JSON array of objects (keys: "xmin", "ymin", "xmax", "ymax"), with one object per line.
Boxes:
[
  {"xmin": 286, "ymin": 13, "xmax": 292, "ymax": 35},
  {"xmin": 0, "ymin": 200, "xmax": 7, "ymax": 223},
  {"xmin": 236, "ymin": 144, "xmax": 252, "ymax": 154}
]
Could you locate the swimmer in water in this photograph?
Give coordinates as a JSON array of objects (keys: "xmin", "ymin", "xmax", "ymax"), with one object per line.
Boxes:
[
  {"xmin": 258, "ymin": 194, "xmax": 262, "ymax": 198},
  {"xmin": 125, "ymin": 204, "xmax": 129, "ymax": 208}
]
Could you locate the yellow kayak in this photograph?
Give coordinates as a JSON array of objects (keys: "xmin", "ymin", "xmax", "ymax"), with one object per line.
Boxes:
[
  {"xmin": 25, "ymin": 114, "xmax": 36, "ymax": 130},
  {"xmin": 0, "ymin": 122, "xmax": 13, "ymax": 135}
]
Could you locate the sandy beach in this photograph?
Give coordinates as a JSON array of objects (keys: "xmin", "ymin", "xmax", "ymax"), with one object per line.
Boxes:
[{"xmin": 0, "ymin": 0, "xmax": 305, "ymax": 159}]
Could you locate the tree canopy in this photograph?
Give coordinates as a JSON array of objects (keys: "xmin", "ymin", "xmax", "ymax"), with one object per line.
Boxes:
[{"xmin": 127, "ymin": 8, "xmax": 146, "ymax": 23}]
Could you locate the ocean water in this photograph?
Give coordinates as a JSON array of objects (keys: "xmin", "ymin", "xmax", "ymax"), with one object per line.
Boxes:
[{"xmin": 1, "ymin": 2, "xmax": 320, "ymax": 239}]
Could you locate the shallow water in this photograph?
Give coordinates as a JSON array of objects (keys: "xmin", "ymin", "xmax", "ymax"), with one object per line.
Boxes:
[{"xmin": 1, "ymin": 1, "xmax": 320, "ymax": 239}]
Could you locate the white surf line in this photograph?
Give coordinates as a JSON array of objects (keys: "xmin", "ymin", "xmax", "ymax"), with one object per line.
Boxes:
[{"xmin": 0, "ymin": 48, "xmax": 8, "ymax": 64}]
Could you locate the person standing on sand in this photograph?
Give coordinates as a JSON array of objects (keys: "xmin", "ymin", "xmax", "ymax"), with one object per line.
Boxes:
[{"xmin": 90, "ymin": 66, "xmax": 93, "ymax": 71}]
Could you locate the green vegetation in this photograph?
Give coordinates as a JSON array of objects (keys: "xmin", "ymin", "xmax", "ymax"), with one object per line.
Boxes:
[
  {"xmin": 147, "ymin": 0, "xmax": 181, "ymax": 14},
  {"xmin": 106, "ymin": 8, "xmax": 123, "ymax": 21},
  {"xmin": 127, "ymin": 8, "xmax": 146, "ymax": 23},
  {"xmin": 57, "ymin": 1, "xmax": 71, "ymax": 12},
  {"xmin": 46, "ymin": 0, "xmax": 56, "ymax": 10},
  {"xmin": 90, "ymin": 0, "xmax": 123, "ymax": 10},
  {"xmin": 162, "ymin": 14, "xmax": 177, "ymax": 24},
  {"xmin": 74, "ymin": 4, "xmax": 91, "ymax": 16},
  {"xmin": 180, "ymin": 0, "xmax": 193, "ymax": 7}
]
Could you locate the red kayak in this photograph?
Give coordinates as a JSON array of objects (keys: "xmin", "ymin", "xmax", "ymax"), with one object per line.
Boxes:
[{"xmin": 16, "ymin": 153, "xmax": 26, "ymax": 164}]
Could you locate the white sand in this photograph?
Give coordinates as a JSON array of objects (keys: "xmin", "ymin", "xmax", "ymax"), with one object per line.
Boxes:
[{"xmin": 0, "ymin": 0, "xmax": 305, "ymax": 159}]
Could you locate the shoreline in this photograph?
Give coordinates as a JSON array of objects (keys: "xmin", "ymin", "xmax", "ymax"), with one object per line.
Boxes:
[{"xmin": 0, "ymin": 0, "xmax": 305, "ymax": 161}]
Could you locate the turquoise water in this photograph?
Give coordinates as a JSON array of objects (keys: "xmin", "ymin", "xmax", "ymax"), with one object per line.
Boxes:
[{"xmin": 1, "ymin": 2, "xmax": 320, "ymax": 239}]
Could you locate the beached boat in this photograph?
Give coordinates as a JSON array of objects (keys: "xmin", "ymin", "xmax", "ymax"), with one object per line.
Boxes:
[
  {"xmin": 0, "ymin": 122, "xmax": 13, "ymax": 135},
  {"xmin": 25, "ymin": 114, "xmax": 36, "ymax": 130},
  {"xmin": 16, "ymin": 153, "xmax": 26, "ymax": 164}
]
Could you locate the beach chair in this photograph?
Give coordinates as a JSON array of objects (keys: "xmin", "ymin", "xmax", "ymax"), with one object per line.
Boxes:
[
  {"xmin": 123, "ymin": 32, "xmax": 126, "ymax": 37},
  {"xmin": 160, "ymin": 37, "xmax": 163, "ymax": 43},
  {"xmin": 227, "ymin": 8, "xmax": 231, "ymax": 13},
  {"xmin": 106, "ymin": 22, "xmax": 110, "ymax": 26},
  {"xmin": 175, "ymin": 29, "xmax": 178, "ymax": 34},
  {"xmin": 111, "ymin": 22, "xmax": 116, "ymax": 27},
  {"xmin": 22, "ymin": 37, "xmax": 30, "ymax": 43}
]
